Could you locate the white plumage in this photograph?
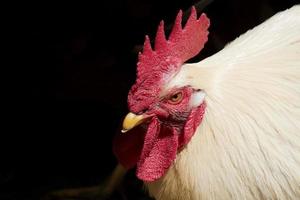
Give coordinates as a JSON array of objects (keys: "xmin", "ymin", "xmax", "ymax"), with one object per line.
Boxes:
[{"xmin": 146, "ymin": 5, "xmax": 300, "ymax": 200}]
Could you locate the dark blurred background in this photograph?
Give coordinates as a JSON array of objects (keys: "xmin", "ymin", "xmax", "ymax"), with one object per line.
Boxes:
[{"xmin": 4, "ymin": 0, "xmax": 299, "ymax": 199}]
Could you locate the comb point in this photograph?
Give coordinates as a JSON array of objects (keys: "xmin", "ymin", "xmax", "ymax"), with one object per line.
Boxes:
[
  {"xmin": 155, "ymin": 20, "xmax": 167, "ymax": 50},
  {"xmin": 169, "ymin": 9, "xmax": 183, "ymax": 41},
  {"xmin": 143, "ymin": 35, "xmax": 153, "ymax": 55},
  {"xmin": 198, "ymin": 13, "xmax": 210, "ymax": 29},
  {"xmin": 190, "ymin": 6, "xmax": 197, "ymax": 20},
  {"xmin": 184, "ymin": 6, "xmax": 198, "ymax": 30},
  {"xmin": 176, "ymin": 10, "xmax": 183, "ymax": 28}
]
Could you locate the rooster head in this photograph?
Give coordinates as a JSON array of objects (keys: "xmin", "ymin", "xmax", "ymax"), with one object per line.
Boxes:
[{"xmin": 113, "ymin": 6, "xmax": 210, "ymax": 182}]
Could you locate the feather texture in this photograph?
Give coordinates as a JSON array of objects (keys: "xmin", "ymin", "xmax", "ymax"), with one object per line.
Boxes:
[{"xmin": 147, "ymin": 5, "xmax": 300, "ymax": 200}]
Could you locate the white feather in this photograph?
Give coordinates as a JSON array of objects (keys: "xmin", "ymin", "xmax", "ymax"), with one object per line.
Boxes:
[{"xmin": 146, "ymin": 5, "xmax": 300, "ymax": 200}]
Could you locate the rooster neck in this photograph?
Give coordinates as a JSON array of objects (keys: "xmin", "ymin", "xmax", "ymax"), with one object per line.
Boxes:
[{"xmin": 144, "ymin": 5, "xmax": 300, "ymax": 200}]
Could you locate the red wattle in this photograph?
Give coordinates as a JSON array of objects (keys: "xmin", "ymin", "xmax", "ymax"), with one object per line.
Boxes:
[
  {"xmin": 179, "ymin": 102, "xmax": 206, "ymax": 149},
  {"xmin": 136, "ymin": 118, "xmax": 178, "ymax": 182}
]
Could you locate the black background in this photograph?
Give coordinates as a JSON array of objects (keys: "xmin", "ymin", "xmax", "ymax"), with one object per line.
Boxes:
[{"xmin": 3, "ymin": 0, "xmax": 299, "ymax": 199}]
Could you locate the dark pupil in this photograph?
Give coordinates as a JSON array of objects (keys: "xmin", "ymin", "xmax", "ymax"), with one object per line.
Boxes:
[{"xmin": 172, "ymin": 93, "xmax": 181, "ymax": 101}]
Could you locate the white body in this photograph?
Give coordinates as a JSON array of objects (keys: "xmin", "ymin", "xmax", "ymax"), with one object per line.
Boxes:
[{"xmin": 146, "ymin": 5, "xmax": 300, "ymax": 200}]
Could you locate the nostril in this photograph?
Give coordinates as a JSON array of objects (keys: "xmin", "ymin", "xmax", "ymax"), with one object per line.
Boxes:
[{"xmin": 138, "ymin": 109, "xmax": 147, "ymax": 115}]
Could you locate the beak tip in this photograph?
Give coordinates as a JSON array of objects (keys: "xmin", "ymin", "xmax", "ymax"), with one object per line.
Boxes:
[{"xmin": 121, "ymin": 112, "xmax": 146, "ymax": 134}]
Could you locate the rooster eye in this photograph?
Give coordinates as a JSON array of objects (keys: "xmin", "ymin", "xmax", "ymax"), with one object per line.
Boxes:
[{"xmin": 168, "ymin": 91, "xmax": 183, "ymax": 104}]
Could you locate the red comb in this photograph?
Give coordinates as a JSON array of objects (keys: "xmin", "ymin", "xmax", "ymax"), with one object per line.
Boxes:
[
  {"xmin": 127, "ymin": 6, "xmax": 210, "ymax": 113},
  {"xmin": 137, "ymin": 6, "xmax": 210, "ymax": 77}
]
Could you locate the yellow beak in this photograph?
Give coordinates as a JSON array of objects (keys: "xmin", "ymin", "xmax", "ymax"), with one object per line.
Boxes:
[{"xmin": 121, "ymin": 112, "xmax": 147, "ymax": 133}]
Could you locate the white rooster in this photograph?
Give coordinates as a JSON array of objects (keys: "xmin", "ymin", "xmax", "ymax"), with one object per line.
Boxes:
[{"xmin": 113, "ymin": 4, "xmax": 300, "ymax": 200}]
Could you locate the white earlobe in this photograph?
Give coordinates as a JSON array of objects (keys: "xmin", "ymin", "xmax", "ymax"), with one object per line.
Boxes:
[{"xmin": 190, "ymin": 91, "xmax": 205, "ymax": 107}]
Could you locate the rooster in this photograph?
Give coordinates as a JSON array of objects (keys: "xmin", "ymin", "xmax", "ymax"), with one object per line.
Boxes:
[{"xmin": 113, "ymin": 4, "xmax": 300, "ymax": 200}]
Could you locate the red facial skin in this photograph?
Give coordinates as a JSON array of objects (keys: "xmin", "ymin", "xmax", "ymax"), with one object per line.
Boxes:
[{"xmin": 113, "ymin": 85, "xmax": 206, "ymax": 182}]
